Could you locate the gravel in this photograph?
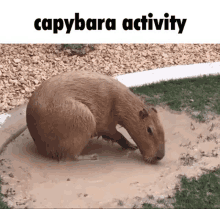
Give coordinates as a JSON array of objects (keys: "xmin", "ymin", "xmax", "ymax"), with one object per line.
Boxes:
[{"xmin": 0, "ymin": 44, "xmax": 220, "ymax": 114}]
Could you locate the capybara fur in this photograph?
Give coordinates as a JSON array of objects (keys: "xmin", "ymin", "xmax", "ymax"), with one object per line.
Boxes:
[{"xmin": 26, "ymin": 70, "xmax": 165, "ymax": 163}]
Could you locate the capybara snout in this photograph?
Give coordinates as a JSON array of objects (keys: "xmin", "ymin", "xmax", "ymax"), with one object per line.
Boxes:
[
  {"xmin": 26, "ymin": 70, "xmax": 165, "ymax": 163},
  {"xmin": 136, "ymin": 107, "xmax": 165, "ymax": 164}
]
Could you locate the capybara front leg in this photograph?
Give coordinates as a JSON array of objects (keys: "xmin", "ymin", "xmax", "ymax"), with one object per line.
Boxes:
[
  {"xmin": 115, "ymin": 132, "xmax": 138, "ymax": 150},
  {"xmin": 102, "ymin": 131, "xmax": 138, "ymax": 150}
]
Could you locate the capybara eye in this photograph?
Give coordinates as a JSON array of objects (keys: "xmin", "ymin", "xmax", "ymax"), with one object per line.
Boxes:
[{"xmin": 147, "ymin": 127, "xmax": 153, "ymax": 134}]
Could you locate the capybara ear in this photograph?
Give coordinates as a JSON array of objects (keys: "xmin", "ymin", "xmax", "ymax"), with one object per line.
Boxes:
[
  {"xmin": 152, "ymin": 107, "xmax": 157, "ymax": 113},
  {"xmin": 139, "ymin": 108, "xmax": 149, "ymax": 119}
]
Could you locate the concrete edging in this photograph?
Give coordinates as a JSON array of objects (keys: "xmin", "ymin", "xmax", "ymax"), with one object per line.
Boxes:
[
  {"xmin": 115, "ymin": 62, "xmax": 220, "ymax": 87},
  {"xmin": 0, "ymin": 62, "xmax": 220, "ymax": 152},
  {"xmin": 0, "ymin": 103, "xmax": 27, "ymax": 155}
]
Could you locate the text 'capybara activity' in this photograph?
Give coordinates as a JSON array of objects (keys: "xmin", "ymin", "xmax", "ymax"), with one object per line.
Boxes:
[{"xmin": 26, "ymin": 70, "xmax": 165, "ymax": 163}]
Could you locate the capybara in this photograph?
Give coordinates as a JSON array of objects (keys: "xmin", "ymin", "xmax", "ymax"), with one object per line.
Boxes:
[{"xmin": 26, "ymin": 70, "xmax": 165, "ymax": 163}]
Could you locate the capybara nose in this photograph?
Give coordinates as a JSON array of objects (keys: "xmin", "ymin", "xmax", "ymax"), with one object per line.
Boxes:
[
  {"xmin": 157, "ymin": 156, "xmax": 163, "ymax": 160},
  {"xmin": 156, "ymin": 144, "xmax": 165, "ymax": 160},
  {"xmin": 156, "ymin": 151, "xmax": 164, "ymax": 160}
]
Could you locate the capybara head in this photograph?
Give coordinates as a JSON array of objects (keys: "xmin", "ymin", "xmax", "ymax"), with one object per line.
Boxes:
[{"xmin": 135, "ymin": 107, "xmax": 165, "ymax": 164}]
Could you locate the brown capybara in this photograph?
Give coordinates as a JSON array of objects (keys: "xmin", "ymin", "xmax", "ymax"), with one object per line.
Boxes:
[{"xmin": 26, "ymin": 70, "xmax": 165, "ymax": 163}]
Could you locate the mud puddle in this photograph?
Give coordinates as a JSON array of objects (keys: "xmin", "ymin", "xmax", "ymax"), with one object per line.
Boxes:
[{"xmin": 1, "ymin": 106, "xmax": 220, "ymax": 208}]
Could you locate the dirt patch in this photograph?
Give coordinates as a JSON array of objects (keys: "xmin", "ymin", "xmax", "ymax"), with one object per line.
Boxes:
[
  {"xmin": 1, "ymin": 44, "xmax": 220, "ymax": 114},
  {"xmin": 1, "ymin": 106, "xmax": 220, "ymax": 208}
]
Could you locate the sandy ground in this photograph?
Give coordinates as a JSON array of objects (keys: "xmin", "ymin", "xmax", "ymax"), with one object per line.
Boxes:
[{"xmin": 1, "ymin": 105, "xmax": 220, "ymax": 208}]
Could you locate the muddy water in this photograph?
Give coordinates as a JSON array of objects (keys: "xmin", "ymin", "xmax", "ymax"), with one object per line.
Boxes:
[{"xmin": 1, "ymin": 106, "xmax": 220, "ymax": 208}]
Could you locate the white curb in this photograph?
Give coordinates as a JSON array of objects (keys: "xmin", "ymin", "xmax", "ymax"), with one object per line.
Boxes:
[
  {"xmin": 115, "ymin": 62, "xmax": 220, "ymax": 87},
  {"xmin": 0, "ymin": 114, "xmax": 11, "ymax": 128}
]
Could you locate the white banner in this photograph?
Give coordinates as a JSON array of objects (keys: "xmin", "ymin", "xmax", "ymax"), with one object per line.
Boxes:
[{"xmin": 0, "ymin": 0, "xmax": 219, "ymax": 43}]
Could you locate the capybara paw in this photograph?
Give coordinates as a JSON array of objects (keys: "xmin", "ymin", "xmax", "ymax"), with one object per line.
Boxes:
[
  {"xmin": 128, "ymin": 144, "xmax": 138, "ymax": 150},
  {"xmin": 90, "ymin": 153, "xmax": 99, "ymax": 160},
  {"xmin": 75, "ymin": 153, "xmax": 99, "ymax": 161},
  {"xmin": 122, "ymin": 143, "xmax": 138, "ymax": 150}
]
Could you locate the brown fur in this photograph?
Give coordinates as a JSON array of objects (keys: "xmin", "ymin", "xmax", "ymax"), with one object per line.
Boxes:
[{"xmin": 26, "ymin": 70, "xmax": 165, "ymax": 163}]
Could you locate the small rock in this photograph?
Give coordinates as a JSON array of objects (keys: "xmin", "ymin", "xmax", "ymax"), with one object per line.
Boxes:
[
  {"xmin": 19, "ymin": 78, "xmax": 26, "ymax": 84},
  {"xmin": 29, "ymin": 73, "xmax": 36, "ymax": 77},
  {"xmin": 10, "ymin": 100, "xmax": 18, "ymax": 106},
  {"xmin": 12, "ymin": 62, "xmax": 18, "ymax": 67},
  {"xmin": 33, "ymin": 56, "xmax": 39, "ymax": 60},
  {"xmin": 33, "ymin": 60, "xmax": 38, "ymax": 64},
  {"xmin": 116, "ymin": 45, "xmax": 122, "ymax": 50},
  {"xmin": 33, "ymin": 80, "xmax": 39, "ymax": 85},
  {"xmin": 17, "ymin": 98, "xmax": 25, "ymax": 105},
  {"xmin": 35, "ymin": 75, "xmax": 42, "ymax": 80},
  {"xmin": 9, "ymin": 173, "xmax": 14, "ymax": 178},
  {"xmin": 0, "ymin": 103, "xmax": 4, "ymax": 111},
  {"xmin": 63, "ymin": 59, "xmax": 68, "ymax": 63},
  {"xmin": 8, "ymin": 79, "xmax": 18, "ymax": 85},
  {"xmin": 190, "ymin": 122, "xmax": 195, "ymax": 130},
  {"xmin": 162, "ymin": 53, "xmax": 168, "ymax": 57},
  {"xmin": 208, "ymin": 123, "xmax": 215, "ymax": 132},
  {"xmin": 191, "ymin": 111, "xmax": 200, "ymax": 116},
  {"xmin": 0, "ymin": 65, "xmax": 3, "ymax": 69},
  {"xmin": 25, "ymin": 87, "xmax": 32, "ymax": 93},
  {"xmin": 6, "ymin": 200, "xmax": 14, "ymax": 207},
  {"xmin": 14, "ymin": 59, "xmax": 21, "ymax": 63}
]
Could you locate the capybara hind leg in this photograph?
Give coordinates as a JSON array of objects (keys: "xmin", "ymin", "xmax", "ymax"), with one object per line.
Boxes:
[
  {"xmin": 35, "ymin": 99, "xmax": 96, "ymax": 161},
  {"xmin": 102, "ymin": 131, "xmax": 138, "ymax": 150},
  {"xmin": 61, "ymin": 136, "xmax": 90, "ymax": 160}
]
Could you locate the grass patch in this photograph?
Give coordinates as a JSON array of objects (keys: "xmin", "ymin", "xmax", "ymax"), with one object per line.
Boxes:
[
  {"xmin": 130, "ymin": 73, "xmax": 220, "ymax": 208},
  {"xmin": 130, "ymin": 74, "xmax": 220, "ymax": 122},
  {"xmin": 0, "ymin": 177, "xmax": 11, "ymax": 209},
  {"xmin": 172, "ymin": 170, "xmax": 220, "ymax": 208},
  {"xmin": 60, "ymin": 44, "xmax": 95, "ymax": 55},
  {"xmin": 142, "ymin": 169, "xmax": 220, "ymax": 209}
]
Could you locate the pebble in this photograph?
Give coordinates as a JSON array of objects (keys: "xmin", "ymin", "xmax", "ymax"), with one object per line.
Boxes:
[
  {"xmin": 33, "ymin": 80, "xmax": 39, "ymax": 85},
  {"xmin": 0, "ymin": 103, "xmax": 4, "ymax": 111},
  {"xmin": 13, "ymin": 58, "xmax": 21, "ymax": 63},
  {"xmin": 25, "ymin": 87, "xmax": 32, "ymax": 93},
  {"xmin": 8, "ymin": 79, "xmax": 18, "ymax": 84}
]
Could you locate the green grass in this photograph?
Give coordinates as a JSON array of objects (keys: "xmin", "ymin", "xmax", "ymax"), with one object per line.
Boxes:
[
  {"xmin": 0, "ymin": 177, "xmax": 11, "ymax": 209},
  {"xmin": 130, "ymin": 74, "xmax": 220, "ymax": 122},
  {"xmin": 142, "ymin": 169, "xmax": 220, "ymax": 208},
  {"xmin": 142, "ymin": 170, "xmax": 220, "ymax": 208},
  {"xmin": 130, "ymin": 73, "xmax": 220, "ymax": 209}
]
